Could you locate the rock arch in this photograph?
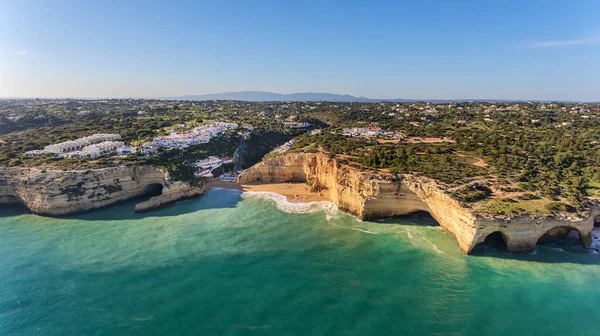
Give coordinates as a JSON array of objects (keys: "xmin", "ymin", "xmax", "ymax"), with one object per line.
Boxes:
[{"xmin": 535, "ymin": 225, "xmax": 590, "ymax": 249}]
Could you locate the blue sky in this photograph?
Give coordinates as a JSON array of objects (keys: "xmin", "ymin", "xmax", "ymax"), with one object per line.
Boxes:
[{"xmin": 1, "ymin": 0, "xmax": 599, "ymax": 100}]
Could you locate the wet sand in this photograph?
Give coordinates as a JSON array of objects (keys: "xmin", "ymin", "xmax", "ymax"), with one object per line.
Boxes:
[{"xmin": 211, "ymin": 180, "xmax": 331, "ymax": 203}]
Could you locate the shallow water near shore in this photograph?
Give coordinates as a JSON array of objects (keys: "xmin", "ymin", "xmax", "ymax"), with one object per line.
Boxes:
[{"xmin": 1, "ymin": 188, "xmax": 600, "ymax": 335}]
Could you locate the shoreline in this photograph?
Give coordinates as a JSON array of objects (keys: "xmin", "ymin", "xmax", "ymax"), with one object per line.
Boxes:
[{"xmin": 211, "ymin": 180, "xmax": 331, "ymax": 204}]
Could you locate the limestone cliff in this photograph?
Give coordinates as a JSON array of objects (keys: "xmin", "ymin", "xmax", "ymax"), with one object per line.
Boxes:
[
  {"xmin": 0, "ymin": 166, "xmax": 204, "ymax": 216},
  {"xmin": 238, "ymin": 152, "xmax": 597, "ymax": 254}
]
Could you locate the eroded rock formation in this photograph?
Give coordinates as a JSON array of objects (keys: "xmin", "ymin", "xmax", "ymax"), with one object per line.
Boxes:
[
  {"xmin": 134, "ymin": 181, "xmax": 212, "ymax": 213},
  {"xmin": 0, "ymin": 166, "xmax": 207, "ymax": 216},
  {"xmin": 238, "ymin": 152, "xmax": 597, "ymax": 254}
]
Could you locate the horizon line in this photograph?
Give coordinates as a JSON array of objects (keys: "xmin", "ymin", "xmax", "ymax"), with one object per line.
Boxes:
[{"xmin": 0, "ymin": 91, "xmax": 596, "ymax": 103}]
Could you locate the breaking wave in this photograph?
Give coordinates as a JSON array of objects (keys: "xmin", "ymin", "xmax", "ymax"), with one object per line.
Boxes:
[{"xmin": 242, "ymin": 191, "xmax": 338, "ymax": 214}]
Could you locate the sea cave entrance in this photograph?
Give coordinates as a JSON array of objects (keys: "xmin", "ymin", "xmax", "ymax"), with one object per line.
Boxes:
[
  {"xmin": 0, "ymin": 195, "xmax": 28, "ymax": 215},
  {"xmin": 472, "ymin": 231, "xmax": 508, "ymax": 253},
  {"xmin": 143, "ymin": 183, "xmax": 164, "ymax": 198}
]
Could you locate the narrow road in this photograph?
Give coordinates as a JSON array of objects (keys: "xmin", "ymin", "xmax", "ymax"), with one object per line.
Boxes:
[{"xmin": 234, "ymin": 135, "xmax": 245, "ymax": 172}]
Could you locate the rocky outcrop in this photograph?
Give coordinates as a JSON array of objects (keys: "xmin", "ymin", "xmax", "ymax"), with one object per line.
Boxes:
[
  {"xmin": 0, "ymin": 166, "xmax": 204, "ymax": 216},
  {"xmin": 134, "ymin": 181, "xmax": 212, "ymax": 213},
  {"xmin": 238, "ymin": 152, "xmax": 596, "ymax": 254}
]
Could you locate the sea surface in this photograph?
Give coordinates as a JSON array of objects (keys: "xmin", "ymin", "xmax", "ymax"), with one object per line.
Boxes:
[{"xmin": 1, "ymin": 188, "xmax": 600, "ymax": 336}]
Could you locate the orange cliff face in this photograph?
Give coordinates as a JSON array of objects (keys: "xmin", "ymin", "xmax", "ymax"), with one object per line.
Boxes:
[{"xmin": 237, "ymin": 152, "xmax": 597, "ymax": 254}]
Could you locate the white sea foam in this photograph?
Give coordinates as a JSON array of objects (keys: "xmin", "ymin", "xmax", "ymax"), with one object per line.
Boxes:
[
  {"xmin": 350, "ymin": 228, "xmax": 377, "ymax": 235},
  {"xmin": 242, "ymin": 191, "xmax": 338, "ymax": 215},
  {"xmin": 421, "ymin": 235, "xmax": 446, "ymax": 255},
  {"xmin": 130, "ymin": 315, "xmax": 154, "ymax": 322},
  {"xmin": 590, "ymin": 227, "xmax": 600, "ymax": 251}
]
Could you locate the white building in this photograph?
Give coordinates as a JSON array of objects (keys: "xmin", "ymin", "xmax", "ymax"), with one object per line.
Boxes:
[
  {"xmin": 63, "ymin": 149, "xmax": 100, "ymax": 159},
  {"xmin": 194, "ymin": 168, "xmax": 213, "ymax": 178},
  {"xmin": 43, "ymin": 134, "xmax": 121, "ymax": 154},
  {"xmin": 342, "ymin": 127, "xmax": 382, "ymax": 137},
  {"xmin": 194, "ymin": 156, "xmax": 223, "ymax": 169},
  {"xmin": 116, "ymin": 145, "xmax": 137, "ymax": 156},
  {"xmin": 283, "ymin": 121, "xmax": 310, "ymax": 129},
  {"xmin": 25, "ymin": 150, "xmax": 47, "ymax": 158}
]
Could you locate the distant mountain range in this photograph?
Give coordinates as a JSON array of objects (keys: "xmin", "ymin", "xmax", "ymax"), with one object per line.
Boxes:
[
  {"xmin": 169, "ymin": 91, "xmax": 384, "ymax": 102},
  {"xmin": 166, "ymin": 91, "xmax": 583, "ymax": 103},
  {"xmin": 1, "ymin": 92, "xmax": 591, "ymax": 102}
]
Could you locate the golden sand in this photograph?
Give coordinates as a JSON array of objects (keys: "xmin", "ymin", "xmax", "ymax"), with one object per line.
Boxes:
[{"xmin": 211, "ymin": 180, "xmax": 330, "ymax": 203}]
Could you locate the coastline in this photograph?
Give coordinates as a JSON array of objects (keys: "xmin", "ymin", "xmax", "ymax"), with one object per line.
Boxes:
[{"xmin": 211, "ymin": 180, "xmax": 331, "ymax": 203}]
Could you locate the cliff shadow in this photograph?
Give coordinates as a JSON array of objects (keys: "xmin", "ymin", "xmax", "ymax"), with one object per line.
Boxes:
[
  {"xmin": 0, "ymin": 203, "xmax": 29, "ymax": 218},
  {"xmin": 470, "ymin": 230, "xmax": 600, "ymax": 264},
  {"xmin": 49, "ymin": 187, "xmax": 244, "ymax": 222},
  {"xmin": 367, "ymin": 211, "xmax": 440, "ymax": 227}
]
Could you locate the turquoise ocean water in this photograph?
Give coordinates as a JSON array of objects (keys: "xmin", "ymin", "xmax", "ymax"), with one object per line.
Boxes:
[{"xmin": 1, "ymin": 188, "xmax": 600, "ymax": 335}]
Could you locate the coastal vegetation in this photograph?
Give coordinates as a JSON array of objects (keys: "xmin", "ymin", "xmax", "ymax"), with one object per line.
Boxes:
[{"xmin": 2, "ymin": 98, "xmax": 600, "ymax": 215}]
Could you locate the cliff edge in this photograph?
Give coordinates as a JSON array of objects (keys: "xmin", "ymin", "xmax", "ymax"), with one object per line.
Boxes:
[
  {"xmin": 0, "ymin": 166, "xmax": 207, "ymax": 216},
  {"xmin": 238, "ymin": 152, "xmax": 597, "ymax": 254}
]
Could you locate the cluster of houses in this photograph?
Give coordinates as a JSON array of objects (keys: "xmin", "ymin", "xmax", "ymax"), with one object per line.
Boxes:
[
  {"xmin": 6, "ymin": 114, "xmax": 24, "ymax": 122},
  {"xmin": 143, "ymin": 122, "xmax": 238, "ymax": 153},
  {"xmin": 283, "ymin": 121, "xmax": 311, "ymax": 129},
  {"xmin": 274, "ymin": 139, "xmax": 295, "ymax": 153},
  {"xmin": 282, "ymin": 115, "xmax": 310, "ymax": 129},
  {"xmin": 193, "ymin": 156, "xmax": 234, "ymax": 178},
  {"xmin": 24, "ymin": 122, "xmax": 241, "ymax": 160},
  {"xmin": 25, "ymin": 133, "xmax": 137, "ymax": 159},
  {"xmin": 342, "ymin": 123, "xmax": 396, "ymax": 138},
  {"xmin": 62, "ymin": 141, "xmax": 126, "ymax": 159}
]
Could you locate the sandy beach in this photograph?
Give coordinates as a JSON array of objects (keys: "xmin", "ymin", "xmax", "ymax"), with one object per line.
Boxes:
[{"xmin": 211, "ymin": 180, "xmax": 331, "ymax": 203}]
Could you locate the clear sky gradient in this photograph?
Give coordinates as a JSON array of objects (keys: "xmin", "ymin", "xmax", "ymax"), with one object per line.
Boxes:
[{"xmin": 1, "ymin": 0, "xmax": 599, "ymax": 100}]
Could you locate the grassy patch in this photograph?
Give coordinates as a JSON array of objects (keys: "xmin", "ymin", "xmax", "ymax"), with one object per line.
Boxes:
[{"xmin": 476, "ymin": 198, "xmax": 552, "ymax": 217}]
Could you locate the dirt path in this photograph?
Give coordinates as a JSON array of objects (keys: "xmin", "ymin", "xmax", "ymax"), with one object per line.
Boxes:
[
  {"xmin": 472, "ymin": 158, "xmax": 488, "ymax": 167},
  {"xmin": 453, "ymin": 151, "xmax": 488, "ymax": 167}
]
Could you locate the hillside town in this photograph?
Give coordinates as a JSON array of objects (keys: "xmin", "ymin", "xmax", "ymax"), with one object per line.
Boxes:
[
  {"xmin": 23, "ymin": 122, "xmax": 240, "ymax": 161},
  {"xmin": 147, "ymin": 122, "xmax": 238, "ymax": 151}
]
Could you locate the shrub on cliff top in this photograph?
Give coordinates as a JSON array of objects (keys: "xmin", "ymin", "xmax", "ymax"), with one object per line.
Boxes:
[{"xmin": 544, "ymin": 202, "xmax": 577, "ymax": 213}]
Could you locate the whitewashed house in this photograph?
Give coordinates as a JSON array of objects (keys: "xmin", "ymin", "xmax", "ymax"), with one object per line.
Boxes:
[{"xmin": 116, "ymin": 145, "xmax": 137, "ymax": 156}]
